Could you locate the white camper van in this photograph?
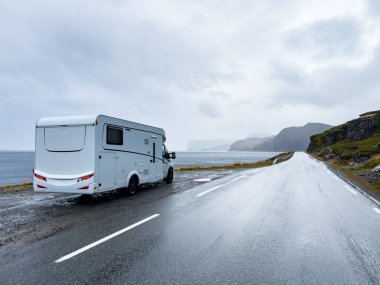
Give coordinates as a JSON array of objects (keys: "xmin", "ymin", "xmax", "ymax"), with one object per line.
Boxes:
[{"xmin": 33, "ymin": 115, "xmax": 176, "ymax": 195}]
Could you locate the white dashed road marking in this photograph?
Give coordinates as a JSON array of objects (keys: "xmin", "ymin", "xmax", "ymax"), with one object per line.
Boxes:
[
  {"xmin": 197, "ymin": 185, "xmax": 223, "ymax": 197},
  {"xmin": 55, "ymin": 214, "xmax": 160, "ymax": 263},
  {"xmin": 196, "ymin": 175, "xmax": 247, "ymax": 197}
]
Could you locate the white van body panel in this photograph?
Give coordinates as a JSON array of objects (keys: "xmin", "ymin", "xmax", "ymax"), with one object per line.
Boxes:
[
  {"xmin": 34, "ymin": 126, "xmax": 95, "ymax": 177},
  {"xmin": 34, "ymin": 115, "xmax": 173, "ymax": 194}
]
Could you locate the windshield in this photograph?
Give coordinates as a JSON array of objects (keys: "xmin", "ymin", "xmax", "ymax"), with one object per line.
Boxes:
[{"xmin": 162, "ymin": 144, "xmax": 169, "ymax": 158}]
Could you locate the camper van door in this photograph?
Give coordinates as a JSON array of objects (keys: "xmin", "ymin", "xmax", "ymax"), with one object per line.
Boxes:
[{"xmin": 98, "ymin": 152, "xmax": 116, "ymax": 190}]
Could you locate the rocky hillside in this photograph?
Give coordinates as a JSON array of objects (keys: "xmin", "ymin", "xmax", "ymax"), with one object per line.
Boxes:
[
  {"xmin": 232, "ymin": 123, "xmax": 331, "ymax": 152},
  {"xmin": 307, "ymin": 110, "xmax": 380, "ymax": 197},
  {"xmin": 307, "ymin": 110, "xmax": 380, "ymax": 159}
]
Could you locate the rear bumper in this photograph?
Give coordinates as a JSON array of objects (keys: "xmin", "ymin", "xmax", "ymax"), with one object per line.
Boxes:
[{"xmin": 33, "ymin": 180, "xmax": 97, "ymax": 194}]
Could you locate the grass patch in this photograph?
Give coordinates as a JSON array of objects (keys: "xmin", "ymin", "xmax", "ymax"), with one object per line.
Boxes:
[
  {"xmin": 328, "ymin": 133, "xmax": 380, "ymax": 160},
  {"xmin": 308, "ymin": 152, "xmax": 324, "ymax": 162},
  {"xmin": 360, "ymin": 110, "xmax": 379, "ymax": 117},
  {"xmin": 0, "ymin": 183, "xmax": 33, "ymax": 193},
  {"xmin": 178, "ymin": 152, "xmax": 294, "ymax": 171},
  {"xmin": 357, "ymin": 154, "xmax": 380, "ymax": 171}
]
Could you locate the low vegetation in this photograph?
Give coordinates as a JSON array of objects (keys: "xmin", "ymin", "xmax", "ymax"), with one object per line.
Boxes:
[
  {"xmin": 311, "ymin": 133, "xmax": 380, "ymax": 160},
  {"xmin": 0, "ymin": 182, "xmax": 33, "ymax": 193},
  {"xmin": 308, "ymin": 110, "xmax": 380, "ymax": 198},
  {"xmin": 177, "ymin": 152, "xmax": 294, "ymax": 171}
]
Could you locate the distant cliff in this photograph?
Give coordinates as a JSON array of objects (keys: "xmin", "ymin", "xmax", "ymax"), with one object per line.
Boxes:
[
  {"xmin": 231, "ymin": 123, "xmax": 332, "ymax": 152},
  {"xmin": 229, "ymin": 136, "xmax": 274, "ymax": 151}
]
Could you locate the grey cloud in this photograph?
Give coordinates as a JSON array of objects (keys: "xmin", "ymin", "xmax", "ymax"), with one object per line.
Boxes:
[
  {"xmin": 270, "ymin": 47, "xmax": 380, "ymax": 107},
  {"xmin": 271, "ymin": 63, "xmax": 307, "ymax": 86},
  {"xmin": 198, "ymin": 102, "xmax": 221, "ymax": 118},
  {"xmin": 208, "ymin": 90, "xmax": 230, "ymax": 98},
  {"xmin": 0, "ymin": 1, "xmax": 233, "ymax": 101},
  {"xmin": 286, "ymin": 18, "xmax": 362, "ymax": 59},
  {"xmin": 0, "ymin": 1, "xmax": 231, "ymax": 118},
  {"xmin": 367, "ymin": 0, "xmax": 380, "ymax": 14},
  {"xmin": 0, "ymin": 0, "xmax": 378, "ymax": 150}
]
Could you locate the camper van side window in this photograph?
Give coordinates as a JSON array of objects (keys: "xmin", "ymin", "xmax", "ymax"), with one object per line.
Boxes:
[{"xmin": 107, "ymin": 126, "xmax": 123, "ymax": 145}]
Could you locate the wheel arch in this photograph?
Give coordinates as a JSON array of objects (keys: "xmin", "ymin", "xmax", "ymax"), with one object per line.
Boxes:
[{"xmin": 127, "ymin": 171, "xmax": 141, "ymax": 185}]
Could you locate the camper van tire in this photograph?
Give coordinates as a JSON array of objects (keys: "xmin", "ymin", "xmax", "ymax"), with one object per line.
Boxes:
[
  {"xmin": 127, "ymin": 175, "xmax": 139, "ymax": 195},
  {"xmin": 80, "ymin": 194, "xmax": 93, "ymax": 201},
  {"xmin": 166, "ymin": 168, "xmax": 174, "ymax": 184}
]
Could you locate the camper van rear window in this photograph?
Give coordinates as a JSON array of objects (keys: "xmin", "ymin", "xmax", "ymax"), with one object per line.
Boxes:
[{"xmin": 107, "ymin": 126, "xmax": 123, "ymax": 145}]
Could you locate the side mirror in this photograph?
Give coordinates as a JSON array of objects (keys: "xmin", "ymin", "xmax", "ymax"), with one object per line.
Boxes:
[{"xmin": 170, "ymin": 152, "xmax": 176, "ymax": 159}]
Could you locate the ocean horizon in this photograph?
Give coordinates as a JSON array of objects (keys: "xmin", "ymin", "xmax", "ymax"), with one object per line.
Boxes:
[{"xmin": 0, "ymin": 151, "xmax": 278, "ymax": 187}]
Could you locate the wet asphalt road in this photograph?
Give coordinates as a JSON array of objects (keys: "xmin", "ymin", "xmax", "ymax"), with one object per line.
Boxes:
[{"xmin": 1, "ymin": 152, "xmax": 380, "ymax": 285}]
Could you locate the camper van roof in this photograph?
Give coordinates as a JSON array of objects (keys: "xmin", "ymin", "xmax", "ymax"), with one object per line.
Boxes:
[
  {"xmin": 36, "ymin": 115, "xmax": 166, "ymax": 141},
  {"xmin": 36, "ymin": 115, "xmax": 99, "ymax": 127}
]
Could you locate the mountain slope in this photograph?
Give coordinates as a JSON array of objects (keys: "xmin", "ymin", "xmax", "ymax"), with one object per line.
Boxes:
[
  {"xmin": 250, "ymin": 123, "xmax": 332, "ymax": 152},
  {"xmin": 229, "ymin": 136, "xmax": 274, "ymax": 151}
]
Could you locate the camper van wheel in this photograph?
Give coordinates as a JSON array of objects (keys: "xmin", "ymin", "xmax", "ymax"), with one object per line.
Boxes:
[
  {"xmin": 166, "ymin": 168, "xmax": 173, "ymax": 184},
  {"xmin": 128, "ymin": 175, "xmax": 139, "ymax": 195},
  {"xmin": 80, "ymin": 194, "xmax": 93, "ymax": 201}
]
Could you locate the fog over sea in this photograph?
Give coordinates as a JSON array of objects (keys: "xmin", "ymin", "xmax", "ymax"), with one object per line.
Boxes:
[{"xmin": 0, "ymin": 151, "xmax": 278, "ymax": 187}]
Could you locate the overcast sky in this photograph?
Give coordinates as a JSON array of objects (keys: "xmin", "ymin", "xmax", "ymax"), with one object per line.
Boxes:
[{"xmin": 1, "ymin": 0, "xmax": 380, "ymax": 151}]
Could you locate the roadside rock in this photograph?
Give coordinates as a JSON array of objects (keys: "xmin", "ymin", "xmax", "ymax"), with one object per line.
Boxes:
[
  {"xmin": 357, "ymin": 170, "xmax": 380, "ymax": 183},
  {"xmin": 373, "ymin": 165, "xmax": 380, "ymax": 173}
]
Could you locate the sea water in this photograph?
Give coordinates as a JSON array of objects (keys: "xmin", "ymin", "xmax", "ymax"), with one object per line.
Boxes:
[{"xmin": 0, "ymin": 151, "xmax": 278, "ymax": 186}]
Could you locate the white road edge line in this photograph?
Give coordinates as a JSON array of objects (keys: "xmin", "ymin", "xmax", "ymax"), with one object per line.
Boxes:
[
  {"xmin": 309, "ymin": 153, "xmax": 380, "ymax": 207},
  {"xmin": 196, "ymin": 175, "xmax": 247, "ymax": 198},
  {"xmin": 231, "ymin": 175, "xmax": 247, "ymax": 182},
  {"xmin": 344, "ymin": 185, "xmax": 358, "ymax": 195},
  {"xmin": 54, "ymin": 214, "xmax": 160, "ymax": 263},
  {"xmin": 331, "ymin": 175, "xmax": 340, "ymax": 181},
  {"xmin": 373, "ymin": 208, "xmax": 380, "ymax": 215}
]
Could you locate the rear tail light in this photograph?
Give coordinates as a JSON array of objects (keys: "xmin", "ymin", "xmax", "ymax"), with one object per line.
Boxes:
[
  {"xmin": 77, "ymin": 174, "xmax": 94, "ymax": 182},
  {"xmin": 37, "ymin": 185, "xmax": 46, "ymax": 188},
  {"xmin": 34, "ymin": 173, "xmax": 47, "ymax": 181}
]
